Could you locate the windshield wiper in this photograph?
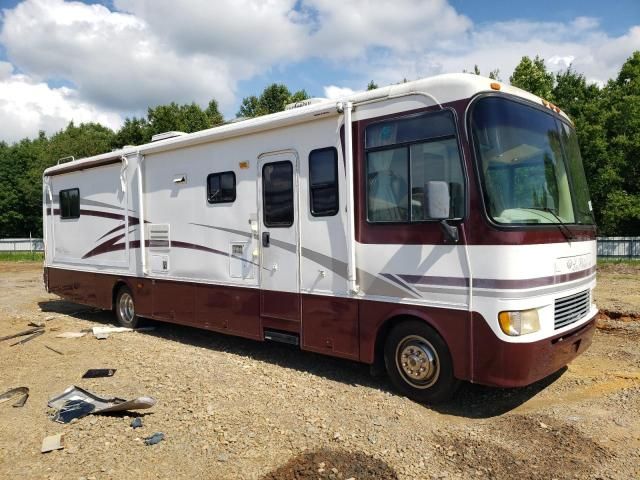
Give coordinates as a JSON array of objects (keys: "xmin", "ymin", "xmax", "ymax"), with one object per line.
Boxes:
[{"xmin": 525, "ymin": 207, "xmax": 575, "ymax": 241}]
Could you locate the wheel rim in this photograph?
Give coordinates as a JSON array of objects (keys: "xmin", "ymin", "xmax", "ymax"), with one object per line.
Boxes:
[
  {"xmin": 395, "ymin": 334, "xmax": 440, "ymax": 389},
  {"xmin": 118, "ymin": 292, "xmax": 135, "ymax": 324}
]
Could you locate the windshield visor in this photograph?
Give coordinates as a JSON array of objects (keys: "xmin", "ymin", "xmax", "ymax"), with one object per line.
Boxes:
[{"xmin": 471, "ymin": 96, "xmax": 594, "ymax": 225}]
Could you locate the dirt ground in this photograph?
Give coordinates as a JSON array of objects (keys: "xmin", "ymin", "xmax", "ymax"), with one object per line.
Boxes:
[{"xmin": 0, "ymin": 262, "xmax": 639, "ymax": 480}]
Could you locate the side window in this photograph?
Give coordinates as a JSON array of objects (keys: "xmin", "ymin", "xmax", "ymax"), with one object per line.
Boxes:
[
  {"xmin": 365, "ymin": 110, "xmax": 464, "ymax": 223},
  {"xmin": 207, "ymin": 171, "xmax": 236, "ymax": 204},
  {"xmin": 59, "ymin": 188, "xmax": 80, "ymax": 219},
  {"xmin": 263, "ymin": 161, "xmax": 293, "ymax": 227},
  {"xmin": 309, "ymin": 147, "xmax": 339, "ymax": 216}
]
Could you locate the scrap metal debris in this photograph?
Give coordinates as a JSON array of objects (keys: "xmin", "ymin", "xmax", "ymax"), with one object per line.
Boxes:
[
  {"xmin": 52, "ymin": 400, "xmax": 96, "ymax": 424},
  {"xmin": 10, "ymin": 329, "xmax": 45, "ymax": 346},
  {"xmin": 82, "ymin": 369, "xmax": 116, "ymax": 379},
  {"xmin": 41, "ymin": 433, "xmax": 64, "ymax": 453},
  {"xmin": 48, "ymin": 385, "xmax": 156, "ymax": 422},
  {"xmin": 44, "ymin": 345, "xmax": 64, "ymax": 355},
  {"xmin": 0, "ymin": 327, "xmax": 43, "ymax": 342},
  {"xmin": 0, "ymin": 387, "xmax": 29, "ymax": 407},
  {"xmin": 144, "ymin": 432, "xmax": 165, "ymax": 446}
]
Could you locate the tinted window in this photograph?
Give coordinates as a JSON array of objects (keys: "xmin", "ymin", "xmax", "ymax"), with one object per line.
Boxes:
[
  {"xmin": 471, "ymin": 97, "xmax": 592, "ymax": 225},
  {"xmin": 263, "ymin": 161, "xmax": 293, "ymax": 227},
  {"xmin": 207, "ymin": 171, "xmax": 236, "ymax": 204},
  {"xmin": 365, "ymin": 110, "xmax": 464, "ymax": 223},
  {"xmin": 367, "ymin": 147, "xmax": 409, "ymax": 222},
  {"xmin": 366, "ymin": 110, "xmax": 456, "ymax": 149},
  {"xmin": 309, "ymin": 148, "xmax": 339, "ymax": 216},
  {"xmin": 60, "ymin": 188, "xmax": 80, "ymax": 219}
]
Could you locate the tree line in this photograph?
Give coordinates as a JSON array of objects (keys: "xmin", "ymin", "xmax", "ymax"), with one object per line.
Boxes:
[{"xmin": 0, "ymin": 52, "xmax": 638, "ymax": 238}]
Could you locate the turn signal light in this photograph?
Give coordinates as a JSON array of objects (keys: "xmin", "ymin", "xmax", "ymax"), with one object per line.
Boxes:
[
  {"xmin": 490, "ymin": 82, "xmax": 501, "ymax": 90},
  {"xmin": 498, "ymin": 309, "xmax": 540, "ymax": 336}
]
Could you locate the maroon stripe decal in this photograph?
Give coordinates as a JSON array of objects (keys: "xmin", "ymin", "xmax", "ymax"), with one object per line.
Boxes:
[
  {"xmin": 47, "ymin": 208, "xmax": 124, "ymax": 220},
  {"xmin": 97, "ymin": 224, "xmax": 126, "ymax": 240},
  {"xmin": 398, "ymin": 274, "xmax": 469, "ymax": 288},
  {"xmin": 380, "ymin": 273, "xmax": 421, "ymax": 297},
  {"xmin": 79, "ymin": 209, "xmax": 124, "ymax": 220},
  {"xmin": 82, "ymin": 237, "xmax": 258, "ymax": 267},
  {"xmin": 474, "ymin": 266, "xmax": 596, "ymax": 289},
  {"xmin": 398, "ymin": 266, "xmax": 596, "ymax": 290},
  {"xmin": 82, "ymin": 233, "xmax": 126, "ymax": 259},
  {"xmin": 96, "ymin": 216, "xmax": 146, "ymax": 241}
]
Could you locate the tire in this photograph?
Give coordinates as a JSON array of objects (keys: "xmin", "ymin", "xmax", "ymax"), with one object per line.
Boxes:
[
  {"xmin": 115, "ymin": 286, "xmax": 139, "ymax": 328},
  {"xmin": 384, "ymin": 319, "xmax": 459, "ymax": 403}
]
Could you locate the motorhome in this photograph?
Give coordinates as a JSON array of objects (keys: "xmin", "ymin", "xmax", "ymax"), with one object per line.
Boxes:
[{"xmin": 42, "ymin": 74, "xmax": 597, "ymax": 402}]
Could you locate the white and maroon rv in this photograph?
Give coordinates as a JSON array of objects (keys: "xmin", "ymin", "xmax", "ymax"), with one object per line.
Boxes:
[{"xmin": 42, "ymin": 74, "xmax": 597, "ymax": 402}]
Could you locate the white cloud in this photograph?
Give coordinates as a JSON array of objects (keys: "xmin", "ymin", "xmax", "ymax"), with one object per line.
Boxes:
[
  {"xmin": 0, "ymin": 62, "xmax": 122, "ymax": 143},
  {"xmin": 323, "ymin": 85, "xmax": 360, "ymax": 99},
  {"xmin": 301, "ymin": 0, "xmax": 471, "ymax": 58},
  {"xmin": 113, "ymin": 0, "xmax": 307, "ymax": 62},
  {"xmin": 0, "ymin": 0, "xmax": 238, "ymax": 112},
  {"xmin": 0, "ymin": 0, "xmax": 638, "ymax": 143},
  {"xmin": 352, "ymin": 20, "xmax": 640, "ymax": 88}
]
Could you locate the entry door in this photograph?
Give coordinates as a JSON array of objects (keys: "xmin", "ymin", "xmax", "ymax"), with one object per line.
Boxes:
[{"xmin": 257, "ymin": 151, "xmax": 301, "ymax": 327}]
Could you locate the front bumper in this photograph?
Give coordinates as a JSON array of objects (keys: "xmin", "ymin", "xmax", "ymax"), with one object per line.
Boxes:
[{"xmin": 471, "ymin": 314, "xmax": 596, "ymax": 388}]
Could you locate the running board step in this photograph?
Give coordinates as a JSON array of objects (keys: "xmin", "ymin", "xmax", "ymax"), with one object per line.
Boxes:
[{"xmin": 264, "ymin": 329, "xmax": 299, "ymax": 346}]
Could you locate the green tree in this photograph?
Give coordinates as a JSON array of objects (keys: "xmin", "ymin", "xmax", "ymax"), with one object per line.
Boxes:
[
  {"xmin": 112, "ymin": 98, "xmax": 225, "ymax": 149},
  {"xmin": 237, "ymin": 95, "xmax": 261, "ymax": 118},
  {"xmin": 552, "ymin": 67, "xmax": 608, "ymax": 226},
  {"xmin": 236, "ymin": 84, "xmax": 310, "ymax": 118},
  {"xmin": 599, "ymin": 51, "xmax": 640, "ymax": 234},
  {"xmin": 205, "ymin": 99, "xmax": 224, "ymax": 127},
  {"xmin": 464, "ymin": 65, "xmax": 500, "ymax": 81},
  {"xmin": 510, "ymin": 55, "xmax": 554, "ymax": 100},
  {"xmin": 144, "ymin": 100, "xmax": 225, "ymax": 139},
  {"xmin": 112, "ymin": 117, "xmax": 149, "ymax": 149},
  {"xmin": 367, "ymin": 80, "xmax": 379, "ymax": 90}
]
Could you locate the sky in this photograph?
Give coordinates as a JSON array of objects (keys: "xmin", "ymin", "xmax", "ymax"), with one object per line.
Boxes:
[{"xmin": 0, "ymin": 0, "xmax": 638, "ymax": 143}]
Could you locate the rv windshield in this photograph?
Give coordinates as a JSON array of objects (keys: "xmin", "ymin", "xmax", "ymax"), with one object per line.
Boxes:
[{"xmin": 471, "ymin": 96, "xmax": 594, "ymax": 226}]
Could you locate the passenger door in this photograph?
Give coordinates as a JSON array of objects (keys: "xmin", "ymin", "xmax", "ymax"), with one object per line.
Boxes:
[{"xmin": 257, "ymin": 151, "xmax": 301, "ymax": 331}]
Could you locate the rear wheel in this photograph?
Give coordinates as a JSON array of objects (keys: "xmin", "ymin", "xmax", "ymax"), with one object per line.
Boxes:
[
  {"xmin": 384, "ymin": 320, "xmax": 459, "ymax": 403},
  {"xmin": 115, "ymin": 286, "xmax": 139, "ymax": 328}
]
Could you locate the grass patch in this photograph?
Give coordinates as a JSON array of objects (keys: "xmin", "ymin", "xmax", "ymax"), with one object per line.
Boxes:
[
  {"xmin": 0, "ymin": 251, "xmax": 44, "ymax": 262},
  {"xmin": 597, "ymin": 258, "xmax": 640, "ymax": 266}
]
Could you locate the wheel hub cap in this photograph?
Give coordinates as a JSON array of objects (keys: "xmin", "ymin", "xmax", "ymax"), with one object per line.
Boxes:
[
  {"xmin": 395, "ymin": 335, "xmax": 440, "ymax": 388},
  {"xmin": 119, "ymin": 293, "xmax": 134, "ymax": 323}
]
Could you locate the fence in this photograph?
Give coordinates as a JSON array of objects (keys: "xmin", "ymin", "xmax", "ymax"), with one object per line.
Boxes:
[
  {"xmin": 1, "ymin": 237, "xmax": 637, "ymax": 258},
  {"xmin": 597, "ymin": 237, "xmax": 640, "ymax": 259},
  {"xmin": 0, "ymin": 238, "xmax": 44, "ymax": 253}
]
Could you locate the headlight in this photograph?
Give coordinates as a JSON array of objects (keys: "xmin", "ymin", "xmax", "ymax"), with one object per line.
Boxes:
[{"xmin": 498, "ymin": 309, "xmax": 540, "ymax": 336}]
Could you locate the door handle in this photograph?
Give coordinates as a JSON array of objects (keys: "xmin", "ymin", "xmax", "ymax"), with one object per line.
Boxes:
[{"xmin": 262, "ymin": 232, "xmax": 270, "ymax": 247}]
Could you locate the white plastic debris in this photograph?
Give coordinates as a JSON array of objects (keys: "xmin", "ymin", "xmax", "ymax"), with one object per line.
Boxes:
[
  {"xmin": 92, "ymin": 326, "xmax": 154, "ymax": 338},
  {"xmin": 41, "ymin": 433, "xmax": 64, "ymax": 453},
  {"xmin": 55, "ymin": 332, "xmax": 86, "ymax": 339}
]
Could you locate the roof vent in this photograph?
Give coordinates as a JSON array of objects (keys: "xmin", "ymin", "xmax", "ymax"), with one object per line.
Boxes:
[
  {"xmin": 284, "ymin": 98, "xmax": 327, "ymax": 110},
  {"xmin": 151, "ymin": 131, "xmax": 187, "ymax": 142}
]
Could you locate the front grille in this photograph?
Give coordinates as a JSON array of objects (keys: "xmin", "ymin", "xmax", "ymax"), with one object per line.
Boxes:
[{"xmin": 554, "ymin": 290, "xmax": 590, "ymax": 330}]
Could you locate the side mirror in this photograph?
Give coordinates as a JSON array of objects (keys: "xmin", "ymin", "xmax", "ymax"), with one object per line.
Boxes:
[
  {"xmin": 426, "ymin": 181, "xmax": 450, "ymax": 219},
  {"xmin": 426, "ymin": 181, "xmax": 459, "ymax": 244}
]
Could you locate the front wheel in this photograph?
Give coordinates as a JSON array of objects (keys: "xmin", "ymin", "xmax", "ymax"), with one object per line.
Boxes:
[
  {"xmin": 115, "ymin": 286, "xmax": 139, "ymax": 328},
  {"xmin": 384, "ymin": 320, "xmax": 459, "ymax": 403}
]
